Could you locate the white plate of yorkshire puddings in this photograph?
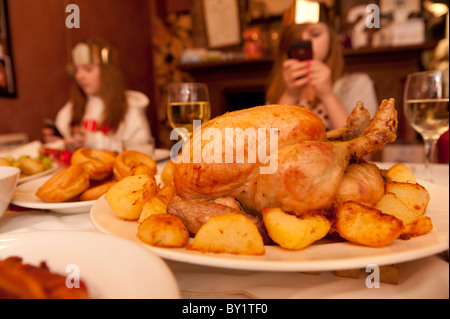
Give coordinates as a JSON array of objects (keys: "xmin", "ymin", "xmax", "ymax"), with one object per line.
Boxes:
[
  {"xmin": 90, "ymin": 179, "xmax": 449, "ymax": 272},
  {"xmin": 11, "ymin": 175, "xmax": 96, "ymax": 214}
]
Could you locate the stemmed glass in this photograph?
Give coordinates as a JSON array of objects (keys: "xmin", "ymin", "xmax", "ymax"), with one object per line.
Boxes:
[
  {"xmin": 403, "ymin": 70, "xmax": 449, "ymax": 182},
  {"xmin": 167, "ymin": 83, "xmax": 211, "ymax": 143}
]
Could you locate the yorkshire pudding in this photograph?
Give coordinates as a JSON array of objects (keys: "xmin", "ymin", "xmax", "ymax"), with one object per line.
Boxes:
[
  {"xmin": 79, "ymin": 180, "xmax": 117, "ymax": 201},
  {"xmin": 113, "ymin": 150, "xmax": 156, "ymax": 180},
  {"xmin": 36, "ymin": 164, "xmax": 90, "ymax": 202},
  {"xmin": 71, "ymin": 147, "xmax": 116, "ymax": 180}
]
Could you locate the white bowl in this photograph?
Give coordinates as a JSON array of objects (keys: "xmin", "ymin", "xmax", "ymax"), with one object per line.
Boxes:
[{"xmin": 0, "ymin": 166, "xmax": 20, "ymax": 219}]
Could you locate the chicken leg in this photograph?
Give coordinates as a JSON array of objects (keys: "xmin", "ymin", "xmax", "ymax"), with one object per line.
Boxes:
[{"xmin": 254, "ymin": 98, "xmax": 397, "ymax": 215}]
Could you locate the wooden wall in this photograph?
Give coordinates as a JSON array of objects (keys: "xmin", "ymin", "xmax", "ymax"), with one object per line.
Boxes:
[{"xmin": 0, "ymin": 0, "xmax": 158, "ymax": 143}]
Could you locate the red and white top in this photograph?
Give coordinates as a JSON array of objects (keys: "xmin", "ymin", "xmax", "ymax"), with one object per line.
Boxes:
[{"xmin": 55, "ymin": 90, "xmax": 152, "ymax": 152}]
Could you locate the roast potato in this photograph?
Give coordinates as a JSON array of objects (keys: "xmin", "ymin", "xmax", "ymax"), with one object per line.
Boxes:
[
  {"xmin": 105, "ymin": 174, "xmax": 157, "ymax": 220},
  {"xmin": 156, "ymin": 184, "xmax": 176, "ymax": 205},
  {"xmin": 386, "ymin": 163, "xmax": 417, "ymax": 184},
  {"xmin": 384, "ymin": 181, "xmax": 430, "ymax": 215},
  {"xmin": 0, "ymin": 157, "xmax": 13, "ymax": 166},
  {"xmin": 160, "ymin": 160, "xmax": 175, "ymax": 186},
  {"xmin": 138, "ymin": 196, "xmax": 168, "ymax": 224},
  {"xmin": 400, "ymin": 215, "xmax": 433, "ymax": 238},
  {"xmin": 375, "ymin": 193, "xmax": 421, "ymax": 225},
  {"xmin": 335, "ymin": 201, "xmax": 403, "ymax": 247},
  {"xmin": 18, "ymin": 157, "xmax": 46, "ymax": 175},
  {"xmin": 261, "ymin": 207, "xmax": 331, "ymax": 250},
  {"xmin": 137, "ymin": 213, "xmax": 189, "ymax": 248},
  {"xmin": 189, "ymin": 213, "xmax": 265, "ymax": 255}
]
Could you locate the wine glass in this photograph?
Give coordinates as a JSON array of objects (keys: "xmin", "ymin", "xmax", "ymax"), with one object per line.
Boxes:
[
  {"xmin": 167, "ymin": 83, "xmax": 211, "ymax": 143},
  {"xmin": 403, "ymin": 70, "xmax": 449, "ymax": 182}
]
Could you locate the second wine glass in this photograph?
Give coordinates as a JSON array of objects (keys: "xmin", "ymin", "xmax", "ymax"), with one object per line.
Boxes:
[
  {"xmin": 167, "ymin": 83, "xmax": 211, "ymax": 143},
  {"xmin": 403, "ymin": 70, "xmax": 449, "ymax": 182}
]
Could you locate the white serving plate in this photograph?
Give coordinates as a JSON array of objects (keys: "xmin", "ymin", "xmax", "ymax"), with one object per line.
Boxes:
[
  {"xmin": 12, "ymin": 175, "xmax": 95, "ymax": 214},
  {"xmin": 90, "ymin": 180, "xmax": 449, "ymax": 272}
]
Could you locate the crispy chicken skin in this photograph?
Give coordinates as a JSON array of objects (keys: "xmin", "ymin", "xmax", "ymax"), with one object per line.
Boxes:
[
  {"xmin": 255, "ymin": 141, "xmax": 350, "ymax": 214},
  {"xmin": 172, "ymin": 99, "xmax": 397, "ymax": 216},
  {"xmin": 174, "ymin": 104, "xmax": 326, "ymax": 201}
]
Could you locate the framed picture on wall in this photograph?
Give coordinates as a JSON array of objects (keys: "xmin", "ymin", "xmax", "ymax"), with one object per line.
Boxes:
[
  {"xmin": 0, "ymin": 0, "xmax": 16, "ymax": 97},
  {"xmin": 202, "ymin": 0, "xmax": 241, "ymax": 48}
]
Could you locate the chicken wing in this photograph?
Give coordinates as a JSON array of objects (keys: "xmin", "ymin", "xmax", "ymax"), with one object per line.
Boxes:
[{"xmin": 326, "ymin": 100, "xmax": 371, "ymax": 141}]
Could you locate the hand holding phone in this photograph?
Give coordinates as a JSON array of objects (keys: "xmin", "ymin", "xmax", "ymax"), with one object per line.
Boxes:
[
  {"xmin": 288, "ymin": 40, "xmax": 312, "ymax": 61},
  {"xmin": 43, "ymin": 118, "xmax": 63, "ymax": 138}
]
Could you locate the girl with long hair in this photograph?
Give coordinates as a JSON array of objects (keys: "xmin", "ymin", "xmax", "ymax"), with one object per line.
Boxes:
[
  {"xmin": 266, "ymin": 1, "xmax": 378, "ymax": 130},
  {"xmin": 43, "ymin": 37, "xmax": 152, "ymax": 152}
]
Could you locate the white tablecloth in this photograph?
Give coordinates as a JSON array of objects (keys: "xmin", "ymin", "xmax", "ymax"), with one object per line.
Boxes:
[{"xmin": 1, "ymin": 161, "xmax": 448, "ymax": 299}]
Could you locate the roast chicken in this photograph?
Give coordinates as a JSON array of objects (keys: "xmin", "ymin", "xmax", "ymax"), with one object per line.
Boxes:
[
  {"xmin": 171, "ymin": 98, "xmax": 397, "ymax": 218},
  {"xmin": 173, "ymin": 104, "xmax": 327, "ymax": 202},
  {"xmin": 254, "ymin": 99, "xmax": 396, "ymax": 214}
]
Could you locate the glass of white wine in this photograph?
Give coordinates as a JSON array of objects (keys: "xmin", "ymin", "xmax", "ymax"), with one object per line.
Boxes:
[
  {"xmin": 403, "ymin": 70, "xmax": 449, "ymax": 182},
  {"xmin": 167, "ymin": 83, "xmax": 211, "ymax": 143}
]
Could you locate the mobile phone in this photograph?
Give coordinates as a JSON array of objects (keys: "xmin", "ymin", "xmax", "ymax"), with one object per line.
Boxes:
[
  {"xmin": 43, "ymin": 118, "xmax": 63, "ymax": 137},
  {"xmin": 288, "ymin": 40, "xmax": 312, "ymax": 61}
]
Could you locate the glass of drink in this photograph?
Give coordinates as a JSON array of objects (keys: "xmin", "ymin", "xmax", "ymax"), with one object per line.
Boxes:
[
  {"xmin": 403, "ymin": 70, "xmax": 449, "ymax": 182},
  {"xmin": 167, "ymin": 83, "xmax": 211, "ymax": 143}
]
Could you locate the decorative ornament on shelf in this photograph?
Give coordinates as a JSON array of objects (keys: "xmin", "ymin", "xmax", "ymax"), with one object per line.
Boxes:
[
  {"xmin": 243, "ymin": 28, "xmax": 264, "ymax": 58},
  {"xmin": 340, "ymin": 0, "xmax": 425, "ymax": 49},
  {"xmin": 339, "ymin": 0, "xmax": 379, "ymax": 49},
  {"xmin": 376, "ymin": 0, "xmax": 424, "ymax": 47}
]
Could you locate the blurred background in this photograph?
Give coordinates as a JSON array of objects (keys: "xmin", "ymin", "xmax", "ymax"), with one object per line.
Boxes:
[{"xmin": 0, "ymin": 0, "xmax": 448, "ymax": 162}]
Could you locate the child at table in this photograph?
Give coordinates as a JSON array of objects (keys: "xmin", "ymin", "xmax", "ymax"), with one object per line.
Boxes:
[
  {"xmin": 43, "ymin": 37, "xmax": 153, "ymax": 153},
  {"xmin": 266, "ymin": 0, "xmax": 378, "ymax": 130}
]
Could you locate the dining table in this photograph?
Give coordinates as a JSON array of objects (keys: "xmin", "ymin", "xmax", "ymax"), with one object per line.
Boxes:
[{"xmin": 0, "ymin": 150, "xmax": 448, "ymax": 299}]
